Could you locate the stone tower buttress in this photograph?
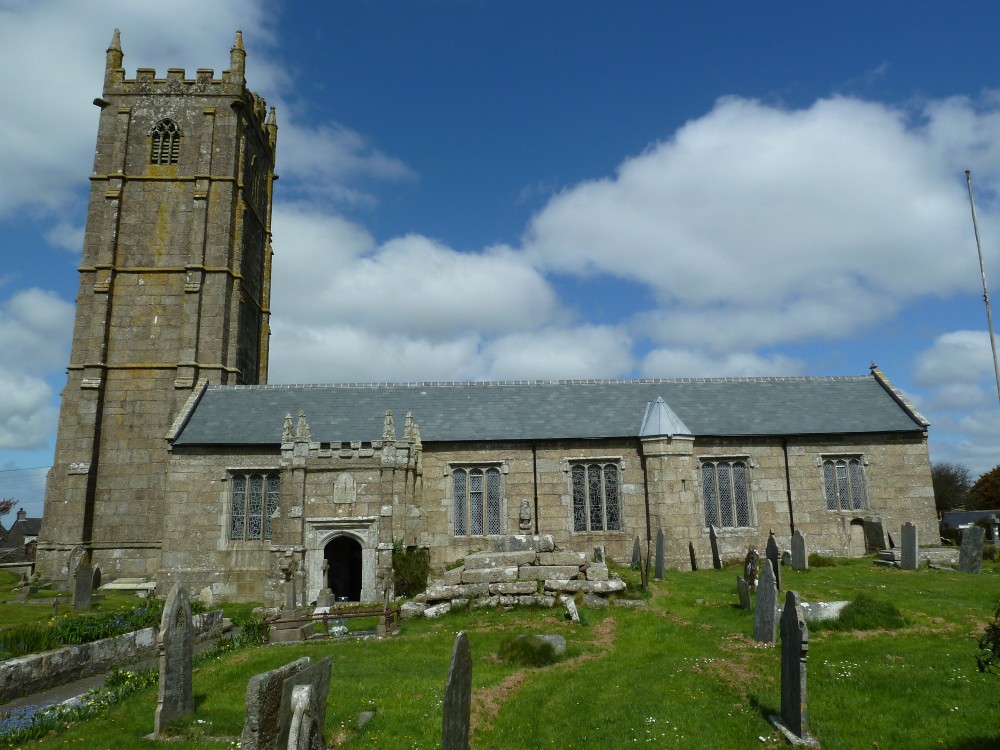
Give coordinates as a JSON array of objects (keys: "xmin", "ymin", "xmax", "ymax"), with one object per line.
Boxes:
[{"xmin": 36, "ymin": 31, "xmax": 277, "ymax": 580}]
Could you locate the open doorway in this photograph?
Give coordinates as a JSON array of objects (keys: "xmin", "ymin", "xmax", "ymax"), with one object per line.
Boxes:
[{"xmin": 324, "ymin": 535, "xmax": 363, "ymax": 601}]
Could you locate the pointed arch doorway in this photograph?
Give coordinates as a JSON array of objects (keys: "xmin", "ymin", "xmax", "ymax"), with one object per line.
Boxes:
[{"xmin": 324, "ymin": 535, "xmax": 363, "ymax": 602}]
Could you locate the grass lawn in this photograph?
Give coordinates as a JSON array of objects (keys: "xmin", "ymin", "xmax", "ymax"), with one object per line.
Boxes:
[{"xmin": 3, "ymin": 558, "xmax": 999, "ymax": 749}]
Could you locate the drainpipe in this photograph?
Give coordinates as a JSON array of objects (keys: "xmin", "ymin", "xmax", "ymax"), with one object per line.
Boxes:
[
  {"xmin": 782, "ymin": 437, "xmax": 795, "ymax": 536},
  {"xmin": 639, "ymin": 443, "xmax": 652, "ymax": 592},
  {"xmin": 531, "ymin": 442, "xmax": 539, "ymax": 535}
]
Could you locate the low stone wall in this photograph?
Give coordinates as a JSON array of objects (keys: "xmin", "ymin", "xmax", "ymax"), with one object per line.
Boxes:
[{"xmin": 0, "ymin": 611, "xmax": 223, "ymax": 704}]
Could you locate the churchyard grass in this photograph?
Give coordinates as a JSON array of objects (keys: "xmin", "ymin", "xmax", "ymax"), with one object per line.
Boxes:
[{"xmin": 4, "ymin": 557, "xmax": 999, "ymax": 749}]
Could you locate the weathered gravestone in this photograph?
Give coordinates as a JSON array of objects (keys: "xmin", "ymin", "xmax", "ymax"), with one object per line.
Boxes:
[
  {"xmin": 154, "ymin": 583, "xmax": 194, "ymax": 736},
  {"xmin": 593, "ymin": 545, "xmax": 605, "ymax": 564},
  {"xmin": 900, "ymin": 522, "xmax": 918, "ymax": 571},
  {"xmin": 72, "ymin": 551, "xmax": 93, "ymax": 610},
  {"xmin": 744, "ymin": 546, "xmax": 760, "ymax": 591},
  {"xmin": 791, "ymin": 530, "xmax": 808, "ymax": 572},
  {"xmin": 631, "ymin": 536, "xmax": 641, "ymax": 568},
  {"xmin": 688, "ymin": 541, "xmax": 698, "ymax": 571},
  {"xmin": 753, "ymin": 559, "xmax": 777, "ymax": 644},
  {"xmin": 709, "ymin": 525, "xmax": 722, "ymax": 570},
  {"xmin": 765, "ymin": 531, "xmax": 781, "ymax": 590},
  {"xmin": 959, "ymin": 526, "xmax": 985, "ymax": 574},
  {"xmin": 240, "ymin": 655, "xmax": 332, "ymax": 750},
  {"xmin": 770, "ymin": 590, "xmax": 818, "ymax": 747},
  {"xmin": 655, "ymin": 528, "xmax": 665, "ymax": 580},
  {"xmin": 862, "ymin": 517, "xmax": 886, "ymax": 552},
  {"xmin": 442, "ymin": 631, "xmax": 472, "ymax": 750},
  {"xmin": 736, "ymin": 576, "xmax": 751, "ymax": 610}
]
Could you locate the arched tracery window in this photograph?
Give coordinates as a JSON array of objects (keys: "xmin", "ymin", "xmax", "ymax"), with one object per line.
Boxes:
[{"xmin": 150, "ymin": 119, "xmax": 181, "ymax": 165}]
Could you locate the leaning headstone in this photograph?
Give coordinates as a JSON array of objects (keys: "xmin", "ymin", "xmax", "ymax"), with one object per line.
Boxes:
[
  {"xmin": 753, "ymin": 560, "xmax": 777, "ymax": 643},
  {"xmin": 743, "ymin": 546, "xmax": 760, "ymax": 590},
  {"xmin": 863, "ymin": 517, "xmax": 886, "ymax": 552},
  {"xmin": 900, "ymin": 522, "xmax": 918, "ymax": 571},
  {"xmin": 153, "ymin": 583, "xmax": 194, "ymax": 736},
  {"xmin": 736, "ymin": 576, "xmax": 751, "ymax": 610},
  {"xmin": 654, "ymin": 528, "xmax": 665, "ymax": 580},
  {"xmin": 688, "ymin": 541, "xmax": 698, "ymax": 571},
  {"xmin": 959, "ymin": 526, "xmax": 985, "ymax": 574},
  {"xmin": 72, "ymin": 552, "xmax": 93, "ymax": 610},
  {"xmin": 765, "ymin": 532, "xmax": 781, "ymax": 590},
  {"xmin": 770, "ymin": 590, "xmax": 818, "ymax": 747},
  {"xmin": 709, "ymin": 525, "xmax": 722, "ymax": 569},
  {"xmin": 791, "ymin": 530, "xmax": 808, "ymax": 572},
  {"xmin": 887, "ymin": 531, "xmax": 896, "ymax": 549},
  {"xmin": 442, "ymin": 631, "xmax": 472, "ymax": 750},
  {"xmin": 562, "ymin": 595, "xmax": 580, "ymax": 623},
  {"xmin": 240, "ymin": 656, "xmax": 331, "ymax": 750},
  {"xmin": 631, "ymin": 536, "xmax": 641, "ymax": 568}
]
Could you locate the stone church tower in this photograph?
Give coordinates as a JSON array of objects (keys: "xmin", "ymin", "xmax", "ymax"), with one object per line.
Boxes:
[{"xmin": 36, "ymin": 31, "xmax": 277, "ymax": 581}]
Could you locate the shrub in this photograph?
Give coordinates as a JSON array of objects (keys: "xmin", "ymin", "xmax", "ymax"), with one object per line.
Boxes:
[
  {"xmin": 977, "ymin": 600, "xmax": 1000, "ymax": 674},
  {"xmin": 497, "ymin": 635, "xmax": 561, "ymax": 667},
  {"xmin": 814, "ymin": 593, "xmax": 907, "ymax": 632},
  {"xmin": 392, "ymin": 540, "xmax": 430, "ymax": 598},
  {"xmin": 808, "ymin": 553, "xmax": 847, "ymax": 567}
]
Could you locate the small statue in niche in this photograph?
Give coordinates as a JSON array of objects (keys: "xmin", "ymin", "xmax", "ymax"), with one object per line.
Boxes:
[{"xmin": 519, "ymin": 499, "xmax": 532, "ymax": 530}]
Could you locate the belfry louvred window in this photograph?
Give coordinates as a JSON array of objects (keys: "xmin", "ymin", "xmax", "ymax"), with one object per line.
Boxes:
[
  {"xmin": 230, "ymin": 472, "xmax": 279, "ymax": 540},
  {"xmin": 150, "ymin": 119, "xmax": 180, "ymax": 164}
]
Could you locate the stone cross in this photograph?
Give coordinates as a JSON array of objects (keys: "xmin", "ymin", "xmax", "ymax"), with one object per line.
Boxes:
[
  {"xmin": 688, "ymin": 541, "xmax": 698, "ymax": 571},
  {"xmin": 282, "ymin": 553, "xmax": 300, "ymax": 612},
  {"xmin": 709, "ymin": 525, "xmax": 722, "ymax": 570},
  {"xmin": 753, "ymin": 559, "xmax": 777, "ymax": 643},
  {"xmin": 72, "ymin": 551, "xmax": 93, "ymax": 610},
  {"xmin": 654, "ymin": 528, "xmax": 665, "ymax": 580},
  {"xmin": 631, "ymin": 536, "xmax": 641, "ymax": 568},
  {"xmin": 770, "ymin": 590, "xmax": 818, "ymax": 747},
  {"xmin": 900, "ymin": 522, "xmax": 918, "ymax": 571},
  {"xmin": 317, "ymin": 559, "xmax": 334, "ymax": 608},
  {"xmin": 154, "ymin": 583, "xmax": 194, "ymax": 736},
  {"xmin": 736, "ymin": 576, "xmax": 751, "ymax": 610},
  {"xmin": 765, "ymin": 531, "xmax": 781, "ymax": 590},
  {"xmin": 959, "ymin": 526, "xmax": 985, "ymax": 574},
  {"xmin": 791, "ymin": 530, "xmax": 808, "ymax": 572},
  {"xmin": 442, "ymin": 631, "xmax": 472, "ymax": 750}
]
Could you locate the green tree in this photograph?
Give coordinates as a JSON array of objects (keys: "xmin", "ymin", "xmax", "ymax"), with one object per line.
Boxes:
[
  {"xmin": 931, "ymin": 462, "xmax": 973, "ymax": 512},
  {"xmin": 971, "ymin": 465, "xmax": 1000, "ymax": 510}
]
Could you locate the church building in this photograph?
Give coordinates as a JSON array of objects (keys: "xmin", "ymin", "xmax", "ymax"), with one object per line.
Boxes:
[{"xmin": 35, "ymin": 33, "xmax": 938, "ymax": 606}]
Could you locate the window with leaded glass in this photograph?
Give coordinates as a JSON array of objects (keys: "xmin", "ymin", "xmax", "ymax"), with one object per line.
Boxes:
[
  {"xmin": 150, "ymin": 119, "xmax": 181, "ymax": 165},
  {"xmin": 822, "ymin": 457, "xmax": 868, "ymax": 511},
  {"xmin": 230, "ymin": 472, "xmax": 280, "ymax": 541},
  {"xmin": 571, "ymin": 462, "xmax": 622, "ymax": 533},
  {"xmin": 452, "ymin": 467, "xmax": 502, "ymax": 536},
  {"xmin": 701, "ymin": 459, "xmax": 752, "ymax": 528}
]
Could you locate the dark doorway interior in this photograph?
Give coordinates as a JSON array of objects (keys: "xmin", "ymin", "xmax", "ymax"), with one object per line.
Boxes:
[{"xmin": 324, "ymin": 536, "xmax": 362, "ymax": 601}]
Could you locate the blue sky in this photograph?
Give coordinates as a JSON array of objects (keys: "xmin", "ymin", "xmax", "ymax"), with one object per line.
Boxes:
[{"xmin": 3, "ymin": 1, "xmax": 1000, "ymax": 518}]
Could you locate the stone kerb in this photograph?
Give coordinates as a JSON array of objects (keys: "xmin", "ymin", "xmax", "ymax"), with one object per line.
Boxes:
[{"xmin": 0, "ymin": 610, "xmax": 223, "ymax": 704}]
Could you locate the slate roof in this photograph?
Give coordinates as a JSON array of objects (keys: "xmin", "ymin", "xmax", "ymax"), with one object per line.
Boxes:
[{"xmin": 172, "ymin": 374, "xmax": 926, "ymax": 447}]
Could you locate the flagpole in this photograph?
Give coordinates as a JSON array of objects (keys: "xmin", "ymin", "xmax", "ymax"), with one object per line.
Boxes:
[{"xmin": 964, "ymin": 170, "xmax": 1000, "ymax": 406}]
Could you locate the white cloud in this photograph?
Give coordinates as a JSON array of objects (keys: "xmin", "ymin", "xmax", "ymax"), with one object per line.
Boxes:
[
  {"xmin": 524, "ymin": 95, "xmax": 998, "ymax": 349},
  {"xmin": 913, "ymin": 330, "xmax": 998, "ymax": 386},
  {"xmin": 640, "ymin": 349, "xmax": 805, "ymax": 379},
  {"xmin": 480, "ymin": 326, "xmax": 635, "ymax": 380},
  {"xmin": 0, "ymin": 289, "xmax": 74, "ymax": 371},
  {"xmin": 0, "ymin": 369, "xmax": 57, "ymax": 450},
  {"xmin": 43, "ymin": 222, "xmax": 85, "ymax": 253}
]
